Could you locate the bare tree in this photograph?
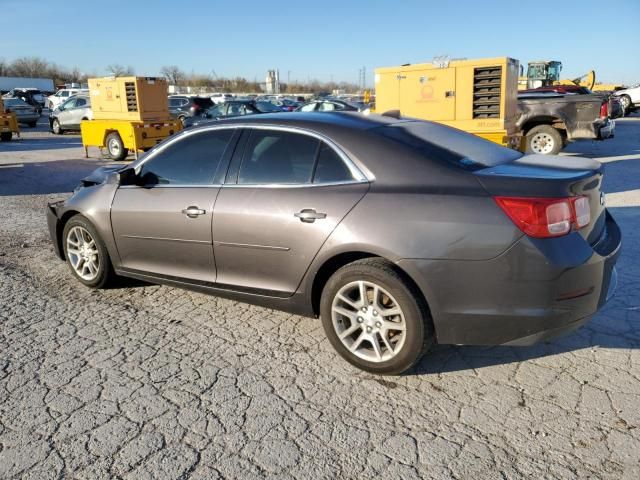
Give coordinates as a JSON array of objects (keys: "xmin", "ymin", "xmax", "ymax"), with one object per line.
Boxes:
[
  {"xmin": 105, "ymin": 64, "xmax": 134, "ymax": 77},
  {"xmin": 10, "ymin": 57, "xmax": 50, "ymax": 77},
  {"xmin": 160, "ymin": 65, "xmax": 185, "ymax": 86}
]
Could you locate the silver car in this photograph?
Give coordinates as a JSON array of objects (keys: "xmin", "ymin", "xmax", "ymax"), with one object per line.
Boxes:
[
  {"xmin": 2, "ymin": 98, "xmax": 40, "ymax": 127},
  {"xmin": 49, "ymin": 95, "xmax": 92, "ymax": 134}
]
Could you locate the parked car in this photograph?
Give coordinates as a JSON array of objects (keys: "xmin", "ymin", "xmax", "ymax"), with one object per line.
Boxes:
[
  {"xmin": 210, "ymin": 93, "xmax": 234, "ymax": 104},
  {"xmin": 2, "ymin": 98, "xmax": 40, "ymax": 127},
  {"xmin": 46, "ymin": 112, "xmax": 620, "ymax": 375},
  {"xmin": 168, "ymin": 96, "xmax": 214, "ymax": 125},
  {"xmin": 517, "ymin": 92, "xmax": 615, "ymax": 155},
  {"xmin": 296, "ymin": 99, "xmax": 365, "ymax": 112},
  {"xmin": 48, "ymin": 88, "xmax": 88, "ymax": 111},
  {"xmin": 612, "ymin": 83, "xmax": 640, "ymax": 115},
  {"xmin": 184, "ymin": 100, "xmax": 279, "ymax": 127},
  {"xmin": 49, "ymin": 95, "xmax": 92, "ymax": 134},
  {"xmin": 4, "ymin": 88, "xmax": 46, "ymax": 113},
  {"xmin": 269, "ymin": 98, "xmax": 301, "ymax": 112}
]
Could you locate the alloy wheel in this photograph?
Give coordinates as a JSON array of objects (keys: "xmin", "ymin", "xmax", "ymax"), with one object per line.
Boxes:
[
  {"xmin": 66, "ymin": 226, "xmax": 100, "ymax": 281},
  {"xmin": 331, "ymin": 280, "xmax": 407, "ymax": 362}
]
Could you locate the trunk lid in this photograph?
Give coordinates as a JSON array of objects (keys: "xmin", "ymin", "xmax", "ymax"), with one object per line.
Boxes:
[{"xmin": 474, "ymin": 154, "xmax": 605, "ymax": 244}]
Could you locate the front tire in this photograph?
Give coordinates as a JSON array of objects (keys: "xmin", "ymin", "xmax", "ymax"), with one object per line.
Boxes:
[
  {"xmin": 62, "ymin": 215, "xmax": 115, "ymax": 289},
  {"xmin": 525, "ymin": 125, "xmax": 563, "ymax": 155},
  {"xmin": 51, "ymin": 118, "xmax": 62, "ymax": 134},
  {"xmin": 0, "ymin": 132, "xmax": 11, "ymax": 142},
  {"xmin": 320, "ymin": 258, "xmax": 433, "ymax": 375},
  {"xmin": 106, "ymin": 132, "xmax": 128, "ymax": 161}
]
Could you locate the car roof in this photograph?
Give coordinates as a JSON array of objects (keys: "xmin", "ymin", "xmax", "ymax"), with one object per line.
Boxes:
[{"xmin": 192, "ymin": 111, "xmax": 404, "ymax": 131}]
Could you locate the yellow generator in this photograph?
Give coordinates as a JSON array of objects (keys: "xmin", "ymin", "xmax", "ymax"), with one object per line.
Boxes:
[
  {"xmin": 375, "ymin": 57, "xmax": 521, "ymax": 148},
  {"xmin": 0, "ymin": 97, "xmax": 20, "ymax": 142},
  {"xmin": 81, "ymin": 76, "xmax": 181, "ymax": 161}
]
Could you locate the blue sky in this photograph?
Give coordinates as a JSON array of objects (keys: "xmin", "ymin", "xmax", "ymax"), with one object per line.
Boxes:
[{"xmin": 2, "ymin": 0, "xmax": 639, "ymax": 86}]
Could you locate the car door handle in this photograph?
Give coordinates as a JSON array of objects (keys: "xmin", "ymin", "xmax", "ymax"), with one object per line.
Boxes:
[
  {"xmin": 294, "ymin": 209, "xmax": 327, "ymax": 223},
  {"xmin": 182, "ymin": 206, "xmax": 206, "ymax": 218}
]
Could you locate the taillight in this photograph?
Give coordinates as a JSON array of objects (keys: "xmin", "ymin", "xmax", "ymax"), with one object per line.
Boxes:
[
  {"xmin": 600, "ymin": 101, "xmax": 608, "ymax": 119},
  {"xmin": 192, "ymin": 103, "xmax": 200, "ymax": 111},
  {"xmin": 494, "ymin": 196, "xmax": 591, "ymax": 238}
]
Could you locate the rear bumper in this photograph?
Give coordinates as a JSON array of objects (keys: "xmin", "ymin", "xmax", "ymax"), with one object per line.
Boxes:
[{"xmin": 399, "ymin": 210, "xmax": 621, "ymax": 346}]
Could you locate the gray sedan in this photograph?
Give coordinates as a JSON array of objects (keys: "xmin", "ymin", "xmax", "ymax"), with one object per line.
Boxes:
[
  {"xmin": 2, "ymin": 97, "xmax": 40, "ymax": 127},
  {"xmin": 46, "ymin": 112, "xmax": 621, "ymax": 374}
]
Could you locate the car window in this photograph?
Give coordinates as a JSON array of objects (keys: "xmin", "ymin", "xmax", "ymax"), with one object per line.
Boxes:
[
  {"xmin": 238, "ymin": 130, "xmax": 319, "ymax": 185},
  {"xmin": 208, "ymin": 104, "xmax": 226, "ymax": 117},
  {"xmin": 318, "ymin": 102, "xmax": 335, "ymax": 111},
  {"xmin": 227, "ymin": 104, "xmax": 244, "ymax": 116},
  {"xmin": 169, "ymin": 98, "xmax": 179, "ymax": 107},
  {"xmin": 61, "ymin": 91, "xmax": 69, "ymax": 98},
  {"xmin": 300, "ymin": 103, "xmax": 317, "ymax": 112},
  {"xmin": 62, "ymin": 98, "xmax": 78, "ymax": 109},
  {"xmin": 138, "ymin": 129, "xmax": 234, "ymax": 186},
  {"xmin": 75, "ymin": 98, "xmax": 88, "ymax": 108},
  {"xmin": 313, "ymin": 143, "xmax": 354, "ymax": 183}
]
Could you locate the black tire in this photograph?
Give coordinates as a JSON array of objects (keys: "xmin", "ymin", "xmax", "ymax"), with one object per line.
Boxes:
[
  {"xmin": 525, "ymin": 125, "xmax": 563, "ymax": 155},
  {"xmin": 51, "ymin": 118, "xmax": 62, "ymax": 135},
  {"xmin": 62, "ymin": 215, "xmax": 115, "ymax": 289},
  {"xmin": 0, "ymin": 132, "xmax": 12, "ymax": 142},
  {"xmin": 178, "ymin": 115, "xmax": 187, "ymax": 127},
  {"xmin": 320, "ymin": 258, "xmax": 433, "ymax": 375},
  {"xmin": 105, "ymin": 132, "xmax": 128, "ymax": 161}
]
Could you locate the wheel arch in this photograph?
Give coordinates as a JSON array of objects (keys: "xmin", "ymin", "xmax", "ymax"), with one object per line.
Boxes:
[
  {"xmin": 309, "ymin": 251, "xmax": 433, "ymax": 324},
  {"xmin": 520, "ymin": 116, "xmax": 566, "ymax": 135},
  {"xmin": 56, "ymin": 209, "xmax": 83, "ymax": 260}
]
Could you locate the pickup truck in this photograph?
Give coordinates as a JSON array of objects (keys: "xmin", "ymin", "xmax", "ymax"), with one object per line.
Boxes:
[{"xmin": 517, "ymin": 92, "xmax": 615, "ymax": 155}]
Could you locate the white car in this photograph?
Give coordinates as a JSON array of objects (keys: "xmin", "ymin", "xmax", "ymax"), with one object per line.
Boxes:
[
  {"xmin": 47, "ymin": 88, "xmax": 88, "ymax": 110},
  {"xmin": 613, "ymin": 83, "xmax": 640, "ymax": 115},
  {"xmin": 209, "ymin": 93, "xmax": 234, "ymax": 104}
]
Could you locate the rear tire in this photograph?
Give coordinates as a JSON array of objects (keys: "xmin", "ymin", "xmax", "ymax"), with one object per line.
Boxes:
[
  {"xmin": 0, "ymin": 132, "xmax": 12, "ymax": 142},
  {"xmin": 320, "ymin": 258, "xmax": 433, "ymax": 375},
  {"xmin": 62, "ymin": 215, "xmax": 115, "ymax": 289},
  {"xmin": 525, "ymin": 125, "xmax": 563, "ymax": 155},
  {"xmin": 106, "ymin": 132, "xmax": 128, "ymax": 161}
]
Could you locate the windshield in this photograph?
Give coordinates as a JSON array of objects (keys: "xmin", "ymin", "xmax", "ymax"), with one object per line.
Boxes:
[{"xmin": 372, "ymin": 121, "xmax": 522, "ymax": 170}]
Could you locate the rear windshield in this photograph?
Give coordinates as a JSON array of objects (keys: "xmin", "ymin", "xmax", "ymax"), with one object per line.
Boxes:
[
  {"xmin": 192, "ymin": 97, "xmax": 214, "ymax": 108},
  {"xmin": 372, "ymin": 121, "xmax": 522, "ymax": 170}
]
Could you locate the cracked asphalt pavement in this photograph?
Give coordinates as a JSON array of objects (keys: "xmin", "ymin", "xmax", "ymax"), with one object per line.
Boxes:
[{"xmin": 1, "ymin": 115, "xmax": 639, "ymax": 479}]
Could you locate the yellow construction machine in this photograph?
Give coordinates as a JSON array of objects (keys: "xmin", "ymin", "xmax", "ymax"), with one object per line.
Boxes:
[
  {"xmin": 81, "ymin": 76, "xmax": 182, "ymax": 161},
  {"xmin": 375, "ymin": 57, "xmax": 521, "ymax": 148},
  {"xmin": 0, "ymin": 96, "xmax": 20, "ymax": 142},
  {"xmin": 519, "ymin": 60, "xmax": 623, "ymax": 91}
]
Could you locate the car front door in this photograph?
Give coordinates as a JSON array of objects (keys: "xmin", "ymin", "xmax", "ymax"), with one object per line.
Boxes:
[
  {"xmin": 212, "ymin": 128, "xmax": 369, "ymax": 295},
  {"xmin": 66, "ymin": 97, "xmax": 89, "ymax": 129},
  {"xmin": 57, "ymin": 97, "xmax": 78, "ymax": 126},
  {"xmin": 110, "ymin": 128, "xmax": 238, "ymax": 282}
]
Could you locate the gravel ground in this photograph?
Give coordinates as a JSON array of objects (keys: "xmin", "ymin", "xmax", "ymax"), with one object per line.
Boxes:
[{"xmin": 0, "ymin": 114, "xmax": 639, "ymax": 479}]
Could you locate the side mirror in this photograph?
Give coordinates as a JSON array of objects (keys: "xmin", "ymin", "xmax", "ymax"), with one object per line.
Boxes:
[{"xmin": 116, "ymin": 168, "xmax": 139, "ymax": 186}]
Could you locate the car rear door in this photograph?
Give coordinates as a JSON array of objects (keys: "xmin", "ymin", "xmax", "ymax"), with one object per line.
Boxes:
[
  {"xmin": 110, "ymin": 128, "xmax": 238, "ymax": 282},
  {"xmin": 212, "ymin": 127, "xmax": 369, "ymax": 295}
]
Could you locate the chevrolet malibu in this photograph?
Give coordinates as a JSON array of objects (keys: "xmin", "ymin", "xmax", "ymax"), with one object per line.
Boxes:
[{"xmin": 47, "ymin": 112, "xmax": 621, "ymax": 375}]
